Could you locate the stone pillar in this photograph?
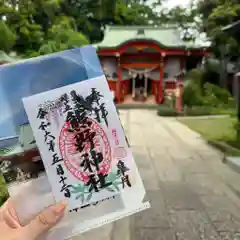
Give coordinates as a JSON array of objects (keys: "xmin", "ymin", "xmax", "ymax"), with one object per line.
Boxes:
[
  {"xmin": 176, "ymin": 81, "xmax": 184, "ymax": 113},
  {"xmin": 116, "ymin": 55, "xmax": 122, "ymax": 104}
]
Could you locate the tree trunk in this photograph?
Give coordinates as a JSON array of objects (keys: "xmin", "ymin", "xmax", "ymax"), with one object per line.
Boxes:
[{"xmin": 219, "ymin": 46, "xmax": 228, "ymax": 88}]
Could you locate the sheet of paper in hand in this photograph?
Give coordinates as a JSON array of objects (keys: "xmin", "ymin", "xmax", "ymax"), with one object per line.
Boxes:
[{"xmin": 23, "ymin": 76, "xmax": 137, "ymax": 209}]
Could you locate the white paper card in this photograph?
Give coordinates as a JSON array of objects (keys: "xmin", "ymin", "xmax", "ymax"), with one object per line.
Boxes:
[{"xmin": 22, "ymin": 76, "xmax": 142, "ymax": 210}]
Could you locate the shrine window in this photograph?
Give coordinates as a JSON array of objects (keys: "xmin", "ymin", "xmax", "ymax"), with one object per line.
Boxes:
[
  {"xmin": 164, "ymin": 72, "xmax": 169, "ymax": 78},
  {"xmin": 137, "ymin": 29, "xmax": 145, "ymax": 36},
  {"xmin": 112, "ymin": 72, "xmax": 118, "ymax": 79}
]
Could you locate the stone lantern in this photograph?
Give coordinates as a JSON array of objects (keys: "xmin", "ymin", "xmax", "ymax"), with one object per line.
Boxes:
[{"xmin": 174, "ymin": 69, "xmax": 186, "ymax": 112}]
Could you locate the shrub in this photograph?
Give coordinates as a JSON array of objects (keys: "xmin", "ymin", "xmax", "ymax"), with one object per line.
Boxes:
[
  {"xmin": 185, "ymin": 68, "xmax": 203, "ymax": 87},
  {"xmin": 202, "ymin": 83, "xmax": 220, "ymax": 107},
  {"xmin": 157, "ymin": 105, "xmax": 179, "ymax": 116},
  {"xmin": 183, "ymin": 69, "xmax": 204, "ymax": 107},
  {"xmin": 203, "ymin": 83, "xmax": 236, "ymax": 108},
  {"xmin": 182, "ymin": 66, "xmax": 235, "ymax": 109},
  {"xmin": 182, "ymin": 83, "xmax": 204, "ymax": 107},
  {"xmin": 234, "ymin": 121, "xmax": 240, "ymax": 140},
  {"xmin": 227, "ymin": 97, "xmax": 236, "ymax": 109},
  {"xmin": 183, "ymin": 80, "xmax": 236, "ymax": 109}
]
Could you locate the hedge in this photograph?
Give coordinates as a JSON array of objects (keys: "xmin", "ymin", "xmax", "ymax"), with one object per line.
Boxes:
[
  {"xmin": 156, "ymin": 105, "xmax": 178, "ymax": 116},
  {"xmin": 157, "ymin": 105, "xmax": 236, "ymax": 117}
]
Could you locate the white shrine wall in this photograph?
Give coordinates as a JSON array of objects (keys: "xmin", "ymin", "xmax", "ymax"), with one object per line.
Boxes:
[
  {"xmin": 164, "ymin": 57, "xmax": 181, "ymax": 81},
  {"xmin": 100, "ymin": 57, "xmax": 133, "ymax": 80},
  {"xmin": 149, "ymin": 69, "xmax": 160, "ymax": 80},
  {"xmin": 149, "ymin": 57, "xmax": 181, "ymax": 81},
  {"xmin": 100, "ymin": 56, "xmax": 182, "ymax": 82},
  {"xmin": 100, "ymin": 57, "xmax": 117, "ymax": 80}
]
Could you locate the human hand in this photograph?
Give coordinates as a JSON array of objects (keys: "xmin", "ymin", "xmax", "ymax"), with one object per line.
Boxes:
[{"xmin": 0, "ymin": 198, "xmax": 67, "ymax": 240}]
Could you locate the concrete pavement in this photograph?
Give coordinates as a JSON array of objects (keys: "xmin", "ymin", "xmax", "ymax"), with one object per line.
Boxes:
[{"xmin": 74, "ymin": 110, "xmax": 240, "ymax": 240}]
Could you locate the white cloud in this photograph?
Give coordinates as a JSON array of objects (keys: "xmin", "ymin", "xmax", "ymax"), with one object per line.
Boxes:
[
  {"xmin": 162, "ymin": 0, "xmax": 191, "ymax": 8},
  {"xmin": 149, "ymin": 0, "xmax": 191, "ymax": 10}
]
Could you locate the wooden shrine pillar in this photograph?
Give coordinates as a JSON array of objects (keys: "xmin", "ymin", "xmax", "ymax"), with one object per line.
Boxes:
[
  {"xmin": 116, "ymin": 54, "xmax": 122, "ymax": 104},
  {"xmin": 144, "ymin": 74, "xmax": 148, "ymax": 98},
  {"xmin": 132, "ymin": 74, "xmax": 136, "ymax": 98},
  {"xmin": 158, "ymin": 56, "xmax": 165, "ymax": 104}
]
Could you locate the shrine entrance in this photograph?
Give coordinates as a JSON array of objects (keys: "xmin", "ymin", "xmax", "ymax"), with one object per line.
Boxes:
[
  {"xmin": 134, "ymin": 74, "xmax": 145, "ymax": 89},
  {"xmin": 127, "ymin": 67, "xmax": 156, "ymax": 102},
  {"xmin": 130, "ymin": 74, "xmax": 147, "ymax": 101}
]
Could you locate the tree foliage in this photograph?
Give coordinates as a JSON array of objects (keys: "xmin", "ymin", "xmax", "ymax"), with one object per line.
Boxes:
[
  {"xmin": 2, "ymin": 0, "xmax": 240, "ymax": 59},
  {"xmin": 159, "ymin": 5, "xmax": 198, "ymax": 41},
  {"xmin": 183, "ymin": 68, "xmax": 235, "ymax": 107},
  {"xmin": 0, "ymin": 0, "xmax": 164, "ymax": 56},
  {"xmin": 0, "ymin": 20, "xmax": 16, "ymax": 52},
  {"xmin": 159, "ymin": 0, "xmax": 240, "ymax": 57},
  {"xmin": 159, "ymin": 0, "xmax": 240, "ymax": 88},
  {"xmin": 196, "ymin": 0, "xmax": 240, "ymax": 57}
]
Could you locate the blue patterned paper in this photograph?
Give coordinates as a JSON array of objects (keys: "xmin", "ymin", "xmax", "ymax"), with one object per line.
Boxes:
[{"xmin": 0, "ymin": 46, "xmax": 103, "ymax": 139}]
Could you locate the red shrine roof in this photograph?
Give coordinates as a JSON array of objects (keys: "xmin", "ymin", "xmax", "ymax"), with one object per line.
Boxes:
[{"xmin": 95, "ymin": 26, "xmax": 210, "ymax": 50}]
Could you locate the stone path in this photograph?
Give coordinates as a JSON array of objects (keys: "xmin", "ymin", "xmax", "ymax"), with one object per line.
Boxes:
[{"xmin": 74, "ymin": 110, "xmax": 240, "ymax": 240}]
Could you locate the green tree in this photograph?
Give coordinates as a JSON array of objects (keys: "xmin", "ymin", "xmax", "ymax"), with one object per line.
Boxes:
[
  {"xmin": 0, "ymin": 0, "xmax": 164, "ymax": 56},
  {"xmin": 196, "ymin": 0, "xmax": 240, "ymax": 53},
  {"xmin": 0, "ymin": 20, "xmax": 16, "ymax": 52},
  {"xmin": 61, "ymin": 0, "xmax": 162, "ymax": 43},
  {"xmin": 38, "ymin": 16, "xmax": 89, "ymax": 55},
  {"xmin": 159, "ymin": 1, "xmax": 200, "ymax": 41},
  {"xmin": 194, "ymin": 0, "xmax": 240, "ymax": 87},
  {"xmin": 2, "ymin": 0, "xmax": 45, "ymax": 54}
]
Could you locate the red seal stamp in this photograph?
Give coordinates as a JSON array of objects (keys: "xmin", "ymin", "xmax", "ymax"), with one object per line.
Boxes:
[
  {"xmin": 59, "ymin": 118, "xmax": 112, "ymax": 183},
  {"xmin": 112, "ymin": 129, "xmax": 119, "ymax": 145}
]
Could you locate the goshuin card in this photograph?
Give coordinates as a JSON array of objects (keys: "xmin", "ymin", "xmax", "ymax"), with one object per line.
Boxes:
[{"xmin": 23, "ymin": 76, "xmax": 136, "ymax": 209}]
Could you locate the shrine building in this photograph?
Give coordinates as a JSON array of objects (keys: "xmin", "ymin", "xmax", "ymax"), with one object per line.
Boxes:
[{"xmin": 95, "ymin": 26, "xmax": 210, "ymax": 106}]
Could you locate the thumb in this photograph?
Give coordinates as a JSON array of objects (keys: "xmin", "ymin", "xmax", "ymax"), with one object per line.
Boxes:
[{"xmin": 23, "ymin": 201, "xmax": 67, "ymax": 240}]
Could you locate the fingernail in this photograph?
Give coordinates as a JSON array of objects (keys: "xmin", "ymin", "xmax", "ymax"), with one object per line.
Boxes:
[{"xmin": 54, "ymin": 200, "xmax": 67, "ymax": 215}]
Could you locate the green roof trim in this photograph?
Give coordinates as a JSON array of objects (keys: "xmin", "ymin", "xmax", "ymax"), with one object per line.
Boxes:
[
  {"xmin": 95, "ymin": 26, "xmax": 209, "ymax": 50},
  {"xmin": 0, "ymin": 51, "xmax": 15, "ymax": 63}
]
